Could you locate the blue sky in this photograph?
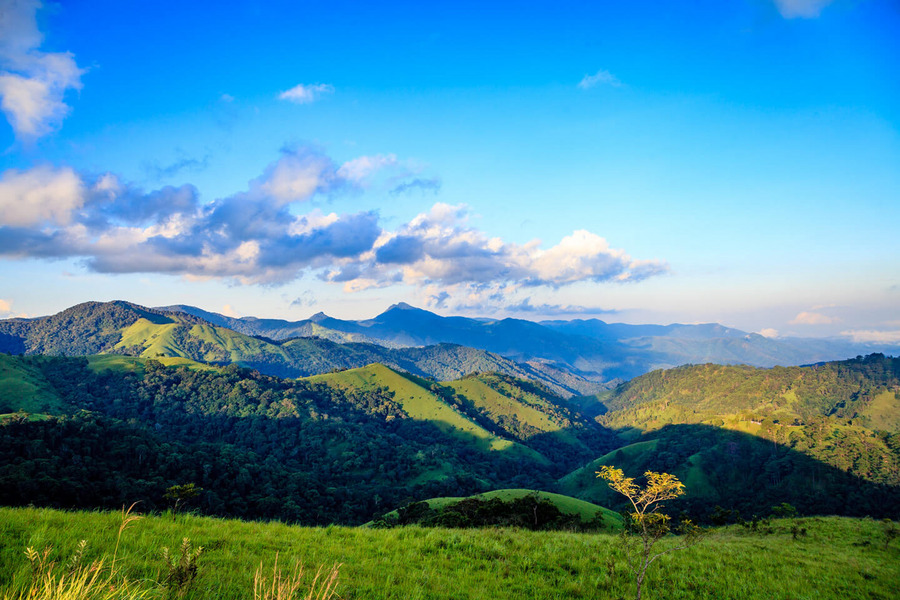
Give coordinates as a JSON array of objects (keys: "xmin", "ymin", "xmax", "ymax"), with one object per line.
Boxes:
[{"xmin": 0, "ymin": 0, "xmax": 897, "ymax": 341}]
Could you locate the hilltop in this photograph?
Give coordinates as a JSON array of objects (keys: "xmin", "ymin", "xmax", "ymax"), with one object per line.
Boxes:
[{"xmin": 164, "ymin": 301, "xmax": 897, "ymax": 380}]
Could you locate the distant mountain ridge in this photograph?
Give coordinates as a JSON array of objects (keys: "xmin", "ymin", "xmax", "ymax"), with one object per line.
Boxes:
[
  {"xmin": 161, "ymin": 302, "xmax": 897, "ymax": 381},
  {"xmin": 0, "ymin": 301, "xmax": 604, "ymax": 395},
  {"xmin": 0, "ymin": 300, "xmax": 895, "ymax": 394}
]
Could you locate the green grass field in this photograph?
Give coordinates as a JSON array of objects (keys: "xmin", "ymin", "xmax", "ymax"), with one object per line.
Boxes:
[{"xmin": 0, "ymin": 507, "xmax": 897, "ymax": 600}]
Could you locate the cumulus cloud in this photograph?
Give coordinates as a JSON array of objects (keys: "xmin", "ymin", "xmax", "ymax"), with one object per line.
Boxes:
[
  {"xmin": 0, "ymin": 0, "xmax": 84, "ymax": 139},
  {"xmin": 758, "ymin": 328, "xmax": 779, "ymax": 338},
  {"xmin": 324, "ymin": 202, "xmax": 667, "ymax": 300},
  {"xmin": 256, "ymin": 148, "xmax": 341, "ymax": 204},
  {"xmin": 278, "ymin": 83, "xmax": 334, "ymax": 104},
  {"xmin": 0, "ymin": 151, "xmax": 387, "ymax": 283},
  {"xmin": 0, "ymin": 150, "xmax": 667, "ymax": 295},
  {"xmin": 841, "ymin": 330, "xmax": 900, "ymax": 344},
  {"xmin": 578, "ymin": 69, "xmax": 622, "ymax": 90},
  {"xmin": 773, "ymin": 0, "xmax": 833, "ymax": 18},
  {"xmin": 0, "ymin": 298, "xmax": 11, "ymax": 313},
  {"xmin": 790, "ymin": 311, "xmax": 838, "ymax": 325}
]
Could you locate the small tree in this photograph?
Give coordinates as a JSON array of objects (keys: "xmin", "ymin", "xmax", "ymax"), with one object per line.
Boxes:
[
  {"xmin": 597, "ymin": 466, "xmax": 702, "ymax": 600},
  {"xmin": 164, "ymin": 483, "xmax": 201, "ymax": 521}
]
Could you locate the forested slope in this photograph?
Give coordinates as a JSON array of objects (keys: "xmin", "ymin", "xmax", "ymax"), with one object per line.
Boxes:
[
  {"xmin": 0, "ymin": 356, "xmax": 614, "ymax": 524},
  {"xmin": 563, "ymin": 354, "xmax": 900, "ymax": 518}
]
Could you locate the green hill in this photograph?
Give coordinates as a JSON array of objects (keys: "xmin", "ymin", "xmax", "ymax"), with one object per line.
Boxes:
[
  {"xmin": 594, "ymin": 354, "xmax": 900, "ymax": 431},
  {"xmin": 309, "ymin": 364, "xmax": 543, "ymax": 460},
  {"xmin": 375, "ymin": 488, "xmax": 623, "ymax": 530},
  {"xmin": 445, "ymin": 373, "xmax": 618, "ymax": 469},
  {"xmin": 561, "ymin": 355, "xmax": 900, "ymax": 518},
  {"xmin": 0, "ymin": 355, "xmax": 578, "ymax": 524}
]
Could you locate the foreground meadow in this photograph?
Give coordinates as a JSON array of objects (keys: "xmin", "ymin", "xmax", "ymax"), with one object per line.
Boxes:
[{"xmin": 0, "ymin": 507, "xmax": 897, "ymax": 600}]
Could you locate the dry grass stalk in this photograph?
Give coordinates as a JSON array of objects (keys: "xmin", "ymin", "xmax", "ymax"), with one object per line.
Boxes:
[{"xmin": 252, "ymin": 553, "xmax": 341, "ymax": 600}]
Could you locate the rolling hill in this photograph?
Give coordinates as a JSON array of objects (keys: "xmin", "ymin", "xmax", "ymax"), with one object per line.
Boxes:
[{"xmin": 561, "ymin": 354, "xmax": 900, "ymax": 519}]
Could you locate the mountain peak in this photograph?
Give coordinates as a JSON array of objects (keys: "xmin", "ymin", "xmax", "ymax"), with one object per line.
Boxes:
[
  {"xmin": 309, "ymin": 311, "xmax": 330, "ymax": 323},
  {"xmin": 387, "ymin": 302, "xmax": 417, "ymax": 311}
]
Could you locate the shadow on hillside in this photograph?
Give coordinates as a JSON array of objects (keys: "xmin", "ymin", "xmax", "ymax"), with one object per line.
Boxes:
[
  {"xmin": 0, "ymin": 356, "xmax": 573, "ymax": 525},
  {"xmin": 2, "ymin": 356, "xmax": 898, "ymax": 525},
  {"xmin": 559, "ymin": 422, "xmax": 900, "ymax": 520}
]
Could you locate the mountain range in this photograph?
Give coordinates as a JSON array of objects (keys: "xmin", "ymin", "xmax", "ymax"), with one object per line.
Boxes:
[
  {"xmin": 162, "ymin": 301, "xmax": 897, "ymax": 378},
  {"xmin": 3, "ymin": 299, "xmax": 890, "ymax": 391},
  {"xmin": 0, "ymin": 299, "xmax": 885, "ymax": 401}
]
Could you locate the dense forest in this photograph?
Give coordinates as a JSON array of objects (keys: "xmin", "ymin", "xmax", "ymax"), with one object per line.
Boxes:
[
  {"xmin": 0, "ymin": 356, "xmax": 613, "ymax": 524},
  {"xmin": 1, "ymin": 348, "xmax": 899, "ymax": 524}
]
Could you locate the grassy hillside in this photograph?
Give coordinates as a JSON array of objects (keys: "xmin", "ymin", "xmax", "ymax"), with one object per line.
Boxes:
[
  {"xmin": 448, "ymin": 374, "xmax": 565, "ymax": 435},
  {"xmin": 1, "ymin": 507, "xmax": 898, "ymax": 600},
  {"xmin": 562, "ymin": 356, "xmax": 900, "ymax": 516},
  {"xmin": 309, "ymin": 364, "xmax": 541, "ymax": 459},
  {"xmin": 595, "ymin": 354, "xmax": 900, "ymax": 430},
  {"xmin": 445, "ymin": 373, "xmax": 619, "ymax": 470},
  {"xmin": 0, "ymin": 355, "xmax": 68, "ymax": 416}
]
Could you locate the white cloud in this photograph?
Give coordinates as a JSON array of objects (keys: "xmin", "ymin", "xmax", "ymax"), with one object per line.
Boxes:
[
  {"xmin": 790, "ymin": 311, "xmax": 838, "ymax": 325},
  {"xmin": 330, "ymin": 203, "xmax": 667, "ymax": 298},
  {"xmin": 577, "ymin": 69, "xmax": 622, "ymax": 90},
  {"xmin": 0, "ymin": 165, "xmax": 84, "ymax": 226},
  {"xmin": 773, "ymin": 0, "xmax": 833, "ymax": 18},
  {"xmin": 0, "ymin": 298, "xmax": 11, "ymax": 313},
  {"xmin": 278, "ymin": 83, "xmax": 334, "ymax": 104},
  {"xmin": 0, "ymin": 0, "xmax": 84, "ymax": 139},
  {"xmin": 841, "ymin": 330, "xmax": 900, "ymax": 344},
  {"xmin": 758, "ymin": 328, "xmax": 779, "ymax": 338}
]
